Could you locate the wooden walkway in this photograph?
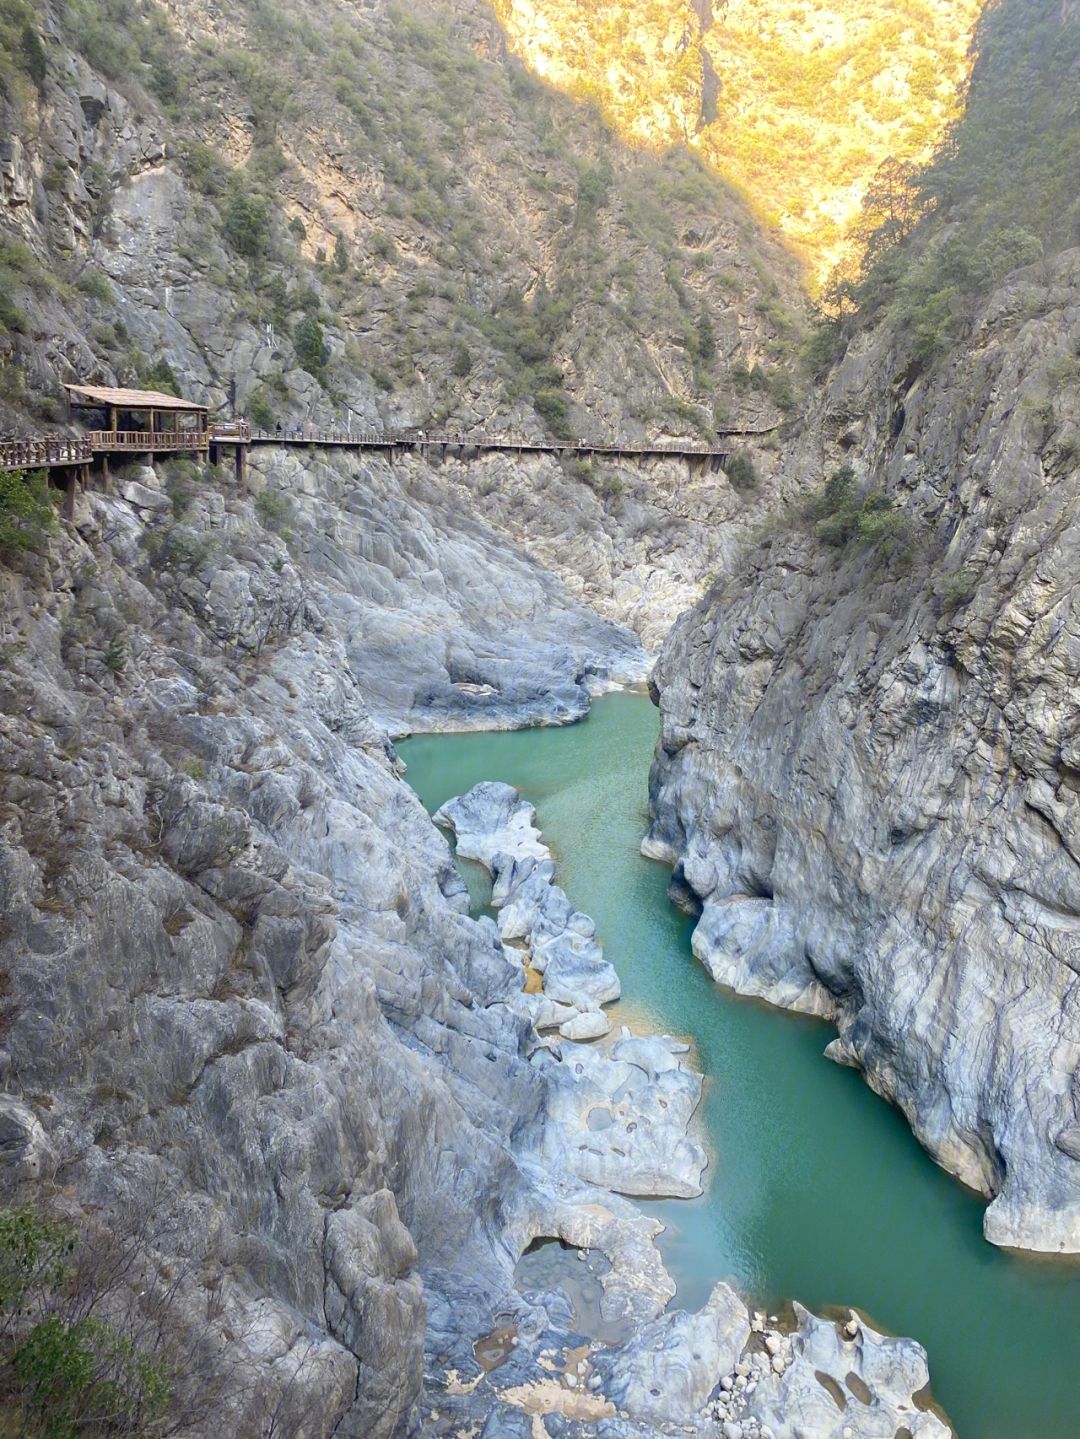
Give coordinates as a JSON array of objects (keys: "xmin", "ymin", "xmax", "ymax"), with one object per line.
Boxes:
[
  {"xmin": 244, "ymin": 427, "xmax": 764, "ymax": 463},
  {"xmin": 0, "ymin": 422, "xmax": 774, "ymax": 475},
  {"xmin": 0, "ymin": 436, "xmax": 93, "ymax": 471}
]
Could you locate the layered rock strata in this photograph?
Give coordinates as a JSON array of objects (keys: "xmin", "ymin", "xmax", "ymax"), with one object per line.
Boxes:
[{"xmin": 648, "ymin": 245, "xmax": 1080, "ymax": 1252}]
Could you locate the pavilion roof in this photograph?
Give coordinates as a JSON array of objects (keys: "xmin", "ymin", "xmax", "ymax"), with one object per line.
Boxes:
[{"xmin": 64, "ymin": 383, "xmax": 208, "ymax": 412}]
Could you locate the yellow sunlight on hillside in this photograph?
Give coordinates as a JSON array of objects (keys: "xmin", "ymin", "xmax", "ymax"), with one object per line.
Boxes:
[{"xmin": 491, "ymin": 0, "xmax": 984, "ymax": 289}]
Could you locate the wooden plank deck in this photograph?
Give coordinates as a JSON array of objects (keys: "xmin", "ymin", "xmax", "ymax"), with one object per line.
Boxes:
[
  {"xmin": 244, "ymin": 428, "xmax": 762, "ymax": 460},
  {"xmin": 1, "ymin": 420, "xmax": 766, "ymax": 473}
]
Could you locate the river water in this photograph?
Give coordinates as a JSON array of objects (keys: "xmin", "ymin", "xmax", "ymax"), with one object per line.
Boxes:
[{"xmin": 397, "ymin": 691, "xmax": 1080, "ymax": 1439}]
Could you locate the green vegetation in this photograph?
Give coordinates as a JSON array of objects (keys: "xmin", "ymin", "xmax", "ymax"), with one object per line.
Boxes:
[
  {"xmin": 0, "ymin": 1206, "xmax": 169, "ymax": 1438},
  {"xmin": 0, "ymin": 1, "xmax": 48, "ymax": 99},
  {"xmin": 934, "ymin": 565, "xmax": 980, "ymax": 614},
  {"xmin": 494, "ymin": 0, "xmax": 980, "ymax": 286},
  {"xmin": 724, "ymin": 451, "xmax": 757, "ymax": 491},
  {"xmin": 246, "ymin": 388, "xmax": 276, "ymax": 431},
  {"xmin": 850, "ymin": 0, "xmax": 1080, "ymax": 362},
  {"xmin": 293, "ymin": 314, "xmax": 328, "ymax": 378},
  {"xmin": 806, "ymin": 464, "xmax": 914, "ymax": 561},
  {"xmin": 0, "ymin": 470, "xmax": 57, "ymax": 553},
  {"xmin": 255, "ymin": 487, "xmax": 292, "ymax": 530},
  {"xmin": 533, "ymin": 385, "xmax": 573, "ymax": 440},
  {"xmin": 14, "ymin": 0, "xmax": 799, "ymax": 439},
  {"xmin": 222, "ymin": 184, "xmax": 273, "ymax": 260},
  {"xmin": 139, "ymin": 358, "xmax": 179, "ymax": 396}
]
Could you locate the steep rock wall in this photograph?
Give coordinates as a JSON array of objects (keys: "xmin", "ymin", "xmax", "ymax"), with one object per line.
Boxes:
[{"xmin": 648, "ymin": 245, "xmax": 1080, "ymax": 1251}]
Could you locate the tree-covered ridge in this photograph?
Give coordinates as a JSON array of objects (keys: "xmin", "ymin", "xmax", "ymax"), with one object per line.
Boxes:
[
  {"xmin": 698, "ymin": 0, "xmax": 982, "ymax": 286},
  {"xmin": 850, "ymin": 0, "xmax": 1080, "ymax": 362},
  {"xmin": 490, "ymin": 0, "xmax": 982, "ymax": 288},
  {"xmin": 489, "ymin": 0, "xmax": 706, "ymax": 147},
  {"xmin": 0, "ymin": 0, "xmax": 802, "ymax": 439}
]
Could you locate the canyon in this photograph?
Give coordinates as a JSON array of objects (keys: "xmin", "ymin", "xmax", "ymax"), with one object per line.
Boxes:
[{"xmin": 0, "ymin": 0, "xmax": 1078, "ymax": 1435}]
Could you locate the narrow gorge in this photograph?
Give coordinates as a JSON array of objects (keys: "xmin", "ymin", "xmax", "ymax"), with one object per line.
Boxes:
[{"xmin": 0, "ymin": 1, "xmax": 1077, "ymax": 1437}]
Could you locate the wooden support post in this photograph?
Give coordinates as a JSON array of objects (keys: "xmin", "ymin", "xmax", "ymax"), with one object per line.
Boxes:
[
  {"xmin": 101, "ymin": 453, "xmax": 110, "ymax": 492},
  {"xmin": 62, "ymin": 468, "xmax": 76, "ymax": 521}
]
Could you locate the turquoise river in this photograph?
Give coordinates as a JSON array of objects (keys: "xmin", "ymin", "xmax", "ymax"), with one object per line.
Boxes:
[{"xmin": 397, "ymin": 691, "xmax": 1080, "ymax": 1439}]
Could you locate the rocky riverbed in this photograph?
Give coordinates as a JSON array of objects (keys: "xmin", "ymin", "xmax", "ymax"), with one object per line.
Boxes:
[{"xmin": 423, "ymin": 780, "xmax": 950, "ymax": 1439}]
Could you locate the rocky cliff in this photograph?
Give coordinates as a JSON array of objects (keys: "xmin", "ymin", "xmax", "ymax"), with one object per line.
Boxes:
[
  {"xmin": 0, "ymin": 462, "xmax": 954, "ymax": 1437},
  {"xmin": 5, "ymin": 0, "xmax": 1077, "ymax": 1430},
  {"xmin": 648, "ymin": 0, "xmax": 1080, "ymax": 1253},
  {"xmin": 490, "ymin": 0, "xmax": 982, "ymax": 286},
  {"xmin": 0, "ymin": 0, "xmax": 811, "ymax": 657}
]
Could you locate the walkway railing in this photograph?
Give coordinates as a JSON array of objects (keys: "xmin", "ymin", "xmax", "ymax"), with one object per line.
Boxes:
[
  {"xmin": 209, "ymin": 420, "xmax": 251, "ymax": 442},
  {"xmin": 246, "ymin": 427, "xmax": 743, "ymax": 457},
  {"xmin": 1, "ymin": 420, "xmax": 756, "ymax": 472},
  {"xmin": 85, "ymin": 429, "xmax": 209, "ymax": 452},
  {"xmin": 0, "ymin": 435, "xmax": 93, "ymax": 470}
]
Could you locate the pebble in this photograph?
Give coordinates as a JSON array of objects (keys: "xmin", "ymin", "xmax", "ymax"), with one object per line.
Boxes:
[
  {"xmin": 510, "ymin": 1336, "xmax": 519, "ymax": 1347},
  {"xmin": 771, "ymin": 1355, "xmax": 785, "ymax": 1375},
  {"xmin": 588, "ymin": 1375, "xmax": 602, "ymax": 1391},
  {"xmin": 723, "ymin": 1424, "xmax": 743, "ymax": 1439},
  {"xmin": 720, "ymin": 1375, "xmax": 734, "ymax": 1392},
  {"xmin": 764, "ymin": 1334, "xmax": 782, "ymax": 1356},
  {"xmin": 844, "ymin": 1318, "xmax": 859, "ymax": 1339},
  {"xmin": 735, "ymin": 1361, "xmax": 750, "ymax": 1377},
  {"xmin": 564, "ymin": 1373, "xmax": 577, "ymax": 1388}
]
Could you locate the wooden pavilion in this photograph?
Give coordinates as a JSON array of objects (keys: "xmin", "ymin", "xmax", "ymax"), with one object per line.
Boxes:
[{"xmin": 63, "ymin": 383, "xmax": 210, "ymax": 459}]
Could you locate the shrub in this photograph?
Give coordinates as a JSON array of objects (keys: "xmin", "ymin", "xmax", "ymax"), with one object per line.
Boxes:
[
  {"xmin": 180, "ymin": 143, "xmax": 230, "ymax": 197},
  {"xmin": 693, "ymin": 312, "xmax": 716, "ymax": 364},
  {"xmin": 247, "ymin": 389, "xmax": 276, "ymax": 431},
  {"xmin": 451, "ymin": 344, "xmax": 472, "ymax": 378},
  {"xmin": 293, "ymin": 314, "xmax": 328, "ymax": 377},
  {"xmin": 766, "ymin": 367, "xmax": 797, "ymax": 412},
  {"xmin": 0, "ymin": 470, "xmax": 57, "ymax": 554},
  {"xmin": 0, "ymin": 1207, "xmax": 169, "ymax": 1439},
  {"xmin": 724, "ymin": 451, "xmax": 757, "ymax": 490},
  {"xmin": 800, "ymin": 316, "xmax": 844, "ymax": 376},
  {"xmin": 19, "ymin": 24, "xmax": 46, "ymax": 90},
  {"xmin": 935, "ymin": 566, "xmax": 980, "ymax": 613},
  {"xmin": 150, "ymin": 525, "xmax": 215, "ymax": 572},
  {"xmin": 370, "ymin": 231, "xmax": 396, "ymax": 261},
  {"xmin": 534, "ymin": 385, "xmax": 573, "ymax": 439},
  {"xmin": 75, "ymin": 269, "xmax": 113, "ymax": 304},
  {"xmin": 576, "ymin": 159, "xmax": 613, "ymax": 219},
  {"xmin": 222, "ymin": 187, "xmax": 272, "ymax": 259},
  {"xmin": 140, "ymin": 357, "xmax": 179, "ymax": 395},
  {"xmin": 162, "ymin": 458, "xmax": 200, "ymax": 517},
  {"xmin": 809, "ymin": 464, "xmax": 915, "ymax": 560},
  {"xmin": 255, "ymin": 488, "xmax": 292, "ymax": 530}
]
